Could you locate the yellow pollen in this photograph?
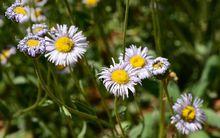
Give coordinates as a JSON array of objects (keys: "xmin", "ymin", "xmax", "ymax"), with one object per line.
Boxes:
[
  {"xmin": 111, "ymin": 69, "xmax": 129, "ymax": 84},
  {"xmin": 26, "ymin": 39, "xmax": 40, "ymax": 47},
  {"xmin": 55, "ymin": 37, "xmax": 74, "ymax": 53},
  {"xmin": 86, "ymin": 0, "xmax": 98, "ymax": 7},
  {"xmin": 129, "ymin": 55, "xmax": 145, "ymax": 68},
  {"xmin": 153, "ymin": 61, "xmax": 164, "ymax": 69},
  {"xmin": 182, "ymin": 106, "xmax": 196, "ymax": 122},
  {"xmin": 13, "ymin": 6, "xmax": 27, "ymax": 15},
  {"xmin": 33, "ymin": 27, "xmax": 43, "ymax": 34}
]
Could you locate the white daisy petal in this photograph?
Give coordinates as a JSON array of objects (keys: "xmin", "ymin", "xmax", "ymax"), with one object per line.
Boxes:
[
  {"xmin": 5, "ymin": 2, "xmax": 29, "ymax": 23},
  {"xmin": 148, "ymin": 57, "xmax": 170, "ymax": 76},
  {"xmin": 17, "ymin": 35, "xmax": 46, "ymax": 57},
  {"xmin": 119, "ymin": 44, "xmax": 153, "ymax": 80},
  {"xmin": 171, "ymin": 93, "xmax": 206, "ymax": 135},
  {"xmin": 98, "ymin": 59, "xmax": 141, "ymax": 98},
  {"xmin": 44, "ymin": 24, "xmax": 88, "ymax": 66}
]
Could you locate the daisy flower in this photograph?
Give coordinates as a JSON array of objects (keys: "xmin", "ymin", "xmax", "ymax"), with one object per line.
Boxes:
[
  {"xmin": 45, "ymin": 24, "xmax": 88, "ymax": 66},
  {"xmin": 98, "ymin": 59, "xmax": 141, "ymax": 98},
  {"xmin": 30, "ymin": 8, "xmax": 46, "ymax": 22},
  {"xmin": 17, "ymin": 35, "xmax": 46, "ymax": 57},
  {"xmin": 5, "ymin": 2, "xmax": 29, "ymax": 23},
  {"xmin": 83, "ymin": 0, "xmax": 99, "ymax": 8},
  {"xmin": 119, "ymin": 45, "xmax": 153, "ymax": 79},
  {"xmin": 27, "ymin": 23, "xmax": 48, "ymax": 36},
  {"xmin": 34, "ymin": 0, "xmax": 48, "ymax": 7},
  {"xmin": 148, "ymin": 57, "xmax": 170, "ymax": 76},
  {"xmin": 171, "ymin": 93, "xmax": 206, "ymax": 135},
  {"xmin": 0, "ymin": 47, "xmax": 16, "ymax": 65}
]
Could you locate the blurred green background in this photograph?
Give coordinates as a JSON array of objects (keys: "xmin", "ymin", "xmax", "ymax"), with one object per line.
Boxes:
[{"xmin": 0, "ymin": 0, "xmax": 220, "ymax": 138}]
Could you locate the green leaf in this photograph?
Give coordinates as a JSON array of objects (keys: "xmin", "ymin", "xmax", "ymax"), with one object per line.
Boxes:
[
  {"xmin": 129, "ymin": 123, "xmax": 143, "ymax": 138},
  {"xmin": 0, "ymin": 101, "xmax": 11, "ymax": 119},
  {"xmin": 77, "ymin": 122, "xmax": 87, "ymax": 138},
  {"xmin": 13, "ymin": 76, "xmax": 27, "ymax": 85},
  {"xmin": 204, "ymin": 109, "xmax": 220, "ymax": 128},
  {"xmin": 192, "ymin": 55, "xmax": 220, "ymax": 97},
  {"xmin": 168, "ymin": 81, "xmax": 181, "ymax": 102},
  {"xmin": 188, "ymin": 131, "xmax": 210, "ymax": 138},
  {"xmin": 60, "ymin": 106, "xmax": 72, "ymax": 118},
  {"xmin": 141, "ymin": 111, "xmax": 159, "ymax": 138}
]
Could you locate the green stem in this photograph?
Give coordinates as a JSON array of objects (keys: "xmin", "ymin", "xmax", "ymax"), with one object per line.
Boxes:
[
  {"xmin": 162, "ymin": 79, "xmax": 174, "ymax": 115},
  {"xmin": 123, "ymin": 0, "xmax": 130, "ymax": 59},
  {"xmin": 114, "ymin": 97, "xmax": 125, "ymax": 138},
  {"xmin": 83, "ymin": 57, "xmax": 116, "ymax": 136},
  {"xmin": 13, "ymin": 80, "xmax": 42, "ymax": 117},
  {"xmin": 63, "ymin": 0, "xmax": 74, "ymax": 24},
  {"xmin": 33, "ymin": 60, "xmax": 111, "ymax": 127},
  {"xmin": 158, "ymin": 82, "xmax": 165, "ymax": 138},
  {"xmin": 151, "ymin": 0, "xmax": 162, "ymax": 56},
  {"xmin": 134, "ymin": 96, "xmax": 144, "ymax": 120}
]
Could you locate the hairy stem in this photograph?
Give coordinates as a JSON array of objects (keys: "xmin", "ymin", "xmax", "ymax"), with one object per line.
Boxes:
[
  {"xmin": 123, "ymin": 0, "xmax": 130, "ymax": 59},
  {"xmin": 114, "ymin": 97, "xmax": 126, "ymax": 138}
]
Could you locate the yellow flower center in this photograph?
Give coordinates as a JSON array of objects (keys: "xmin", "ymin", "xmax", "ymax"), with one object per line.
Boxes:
[
  {"xmin": 111, "ymin": 69, "xmax": 129, "ymax": 84},
  {"xmin": 86, "ymin": 0, "xmax": 98, "ymax": 7},
  {"xmin": 35, "ymin": 10, "xmax": 43, "ymax": 17},
  {"xmin": 33, "ymin": 27, "xmax": 43, "ymax": 34},
  {"xmin": 0, "ymin": 50, "xmax": 10, "ymax": 61},
  {"xmin": 129, "ymin": 55, "xmax": 145, "ymax": 68},
  {"xmin": 26, "ymin": 39, "xmax": 40, "ymax": 47},
  {"xmin": 56, "ymin": 65, "xmax": 66, "ymax": 70},
  {"xmin": 182, "ymin": 106, "xmax": 196, "ymax": 122},
  {"xmin": 153, "ymin": 61, "xmax": 164, "ymax": 69},
  {"xmin": 13, "ymin": 6, "xmax": 27, "ymax": 15},
  {"xmin": 55, "ymin": 37, "xmax": 74, "ymax": 53}
]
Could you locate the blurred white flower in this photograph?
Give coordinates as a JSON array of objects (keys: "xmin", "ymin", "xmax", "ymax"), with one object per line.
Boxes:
[
  {"xmin": 27, "ymin": 23, "xmax": 48, "ymax": 36},
  {"xmin": 83, "ymin": 0, "xmax": 99, "ymax": 8},
  {"xmin": 0, "ymin": 47, "xmax": 16, "ymax": 65},
  {"xmin": 34, "ymin": 0, "xmax": 48, "ymax": 7},
  {"xmin": 30, "ymin": 8, "xmax": 46, "ymax": 22},
  {"xmin": 5, "ymin": 2, "xmax": 29, "ymax": 23},
  {"xmin": 171, "ymin": 93, "xmax": 206, "ymax": 135},
  {"xmin": 45, "ymin": 24, "xmax": 88, "ymax": 66}
]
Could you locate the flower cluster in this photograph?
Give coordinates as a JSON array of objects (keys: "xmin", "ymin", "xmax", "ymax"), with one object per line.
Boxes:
[
  {"xmin": 99, "ymin": 44, "xmax": 170, "ymax": 98},
  {"xmin": 5, "ymin": 0, "xmax": 47, "ymax": 23},
  {"xmin": 5, "ymin": 1, "xmax": 88, "ymax": 66}
]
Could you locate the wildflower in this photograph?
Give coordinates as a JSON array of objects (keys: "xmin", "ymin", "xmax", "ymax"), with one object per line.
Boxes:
[
  {"xmin": 0, "ymin": 47, "xmax": 16, "ymax": 65},
  {"xmin": 83, "ymin": 0, "xmax": 99, "ymax": 8},
  {"xmin": 27, "ymin": 23, "xmax": 48, "ymax": 36},
  {"xmin": 45, "ymin": 24, "xmax": 88, "ymax": 66},
  {"xmin": 30, "ymin": 8, "xmax": 46, "ymax": 22},
  {"xmin": 119, "ymin": 45, "xmax": 153, "ymax": 79},
  {"xmin": 148, "ymin": 57, "xmax": 170, "ymax": 76},
  {"xmin": 171, "ymin": 93, "xmax": 206, "ymax": 135},
  {"xmin": 34, "ymin": 0, "xmax": 48, "ymax": 7},
  {"xmin": 5, "ymin": 2, "xmax": 29, "ymax": 23},
  {"xmin": 17, "ymin": 35, "xmax": 46, "ymax": 57},
  {"xmin": 98, "ymin": 59, "xmax": 141, "ymax": 98}
]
